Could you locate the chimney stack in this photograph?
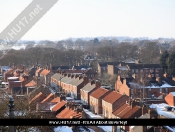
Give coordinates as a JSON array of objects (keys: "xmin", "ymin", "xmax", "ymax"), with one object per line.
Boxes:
[
  {"xmin": 117, "ymin": 75, "xmax": 121, "ymax": 81},
  {"xmin": 172, "ymin": 76, "xmax": 175, "ymax": 81},
  {"xmin": 123, "ymin": 79, "xmax": 126, "ymax": 85},
  {"xmin": 90, "ymin": 80, "xmax": 95, "ymax": 85},
  {"xmin": 95, "ymin": 80, "xmax": 101, "ymax": 88},
  {"xmin": 50, "ymin": 64, "xmax": 52, "ymax": 71},
  {"xmin": 163, "ymin": 73, "xmax": 167, "ymax": 78},
  {"xmin": 156, "ymin": 77, "xmax": 161, "ymax": 82},
  {"xmin": 79, "ymin": 75, "xmax": 83, "ymax": 80}
]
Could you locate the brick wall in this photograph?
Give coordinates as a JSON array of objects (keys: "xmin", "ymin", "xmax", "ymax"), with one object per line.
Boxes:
[
  {"xmin": 115, "ymin": 76, "xmax": 123, "ymax": 92},
  {"xmin": 107, "ymin": 65, "xmax": 114, "ymax": 75},
  {"xmin": 165, "ymin": 93, "xmax": 175, "ymax": 106}
]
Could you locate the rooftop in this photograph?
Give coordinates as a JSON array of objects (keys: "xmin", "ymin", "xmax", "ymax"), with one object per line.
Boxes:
[
  {"xmin": 90, "ymin": 88, "xmax": 109, "ymax": 99},
  {"xmin": 83, "ymin": 109, "xmax": 103, "ymax": 119},
  {"xmin": 8, "ymin": 77, "xmax": 19, "ymax": 80},
  {"xmin": 50, "ymin": 97, "xmax": 60, "ymax": 103},
  {"xmin": 41, "ymin": 93, "xmax": 54, "ymax": 103},
  {"xmin": 149, "ymin": 103, "xmax": 175, "ymax": 118},
  {"xmin": 81, "ymin": 83, "xmax": 96, "ymax": 92},
  {"xmin": 52, "ymin": 100, "xmax": 66, "ymax": 112},
  {"xmin": 102, "ymin": 91, "xmax": 123, "ymax": 104}
]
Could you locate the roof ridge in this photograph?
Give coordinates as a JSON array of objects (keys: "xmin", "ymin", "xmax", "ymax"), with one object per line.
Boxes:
[{"xmin": 117, "ymin": 104, "xmax": 130, "ymax": 116}]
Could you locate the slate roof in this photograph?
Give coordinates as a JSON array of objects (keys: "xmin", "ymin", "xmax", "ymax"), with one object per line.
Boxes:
[
  {"xmin": 58, "ymin": 66, "xmax": 70, "ymax": 70},
  {"xmin": 72, "ymin": 78, "xmax": 85, "ymax": 87},
  {"xmin": 85, "ymin": 69, "xmax": 97, "ymax": 74},
  {"xmin": 51, "ymin": 73, "xmax": 64, "ymax": 81},
  {"xmin": 98, "ymin": 62, "xmax": 121, "ymax": 67},
  {"xmin": 81, "ymin": 83, "xmax": 96, "ymax": 92},
  {"xmin": 128, "ymin": 64, "xmax": 162, "ymax": 69}
]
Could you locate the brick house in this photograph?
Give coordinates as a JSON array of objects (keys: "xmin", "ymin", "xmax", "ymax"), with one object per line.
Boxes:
[
  {"xmin": 35, "ymin": 67, "xmax": 43, "ymax": 77},
  {"xmin": 165, "ymin": 92, "xmax": 175, "ymax": 106},
  {"xmin": 40, "ymin": 68, "xmax": 54, "ymax": 85},
  {"xmin": 127, "ymin": 64, "xmax": 163, "ymax": 78},
  {"xmin": 4, "ymin": 69, "xmax": 14, "ymax": 82},
  {"xmin": 116, "ymin": 75, "xmax": 175, "ymax": 99},
  {"xmin": 8, "ymin": 75, "xmax": 29, "ymax": 94},
  {"xmin": 102, "ymin": 91, "xmax": 129, "ymax": 118},
  {"xmin": 89, "ymin": 87, "xmax": 111, "ymax": 114},
  {"xmin": 112, "ymin": 101, "xmax": 143, "ymax": 132},
  {"xmin": 107, "ymin": 63, "xmax": 163, "ymax": 78},
  {"xmin": 97, "ymin": 62, "xmax": 121, "ymax": 74},
  {"xmin": 56, "ymin": 102, "xmax": 82, "ymax": 119},
  {"xmin": 115, "ymin": 77, "xmax": 134, "ymax": 96},
  {"xmin": 25, "ymin": 80, "xmax": 36, "ymax": 95},
  {"xmin": 84, "ymin": 69, "xmax": 97, "ymax": 79},
  {"xmin": 50, "ymin": 73, "xmax": 64, "ymax": 90},
  {"xmin": 59, "ymin": 74, "xmax": 77, "ymax": 95},
  {"xmin": 71, "ymin": 76, "xmax": 89, "ymax": 99},
  {"xmin": 80, "ymin": 80, "xmax": 101, "ymax": 107},
  {"xmin": 97, "ymin": 62, "xmax": 108, "ymax": 74}
]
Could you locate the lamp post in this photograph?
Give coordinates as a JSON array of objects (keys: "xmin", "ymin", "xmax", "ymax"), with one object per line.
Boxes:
[{"xmin": 9, "ymin": 97, "xmax": 15, "ymax": 132}]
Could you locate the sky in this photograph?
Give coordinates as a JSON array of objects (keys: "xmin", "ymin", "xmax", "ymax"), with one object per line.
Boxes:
[{"xmin": 0, "ymin": 0, "xmax": 175, "ymax": 41}]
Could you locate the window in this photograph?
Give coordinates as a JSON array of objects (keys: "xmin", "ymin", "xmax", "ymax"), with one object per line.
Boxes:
[
  {"xmin": 156, "ymin": 69, "xmax": 159, "ymax": 73},
  {"xmin": 160, "ymin": 88, "xmax": 162, "ymax": 93},
  {"xmin": 106, "ymin": 110, "xmax": 108, "ymax": 117},
  {"xmin": 150, "ymin": 69, "xmax": 154, "ymax": 73},
  {"xmin": 135, "ymin": 69, "xmax": 138, "ymax": 73},
  {"xmin": 132, "ymin": 69, "xmax": 134, "ymax": 73}
]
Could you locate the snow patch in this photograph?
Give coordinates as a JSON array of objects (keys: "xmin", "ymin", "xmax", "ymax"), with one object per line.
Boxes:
[
  {"xmin": 150, "ymin": 103, "xmax": 175, "ymax": 118},
  {"xmin": 54, "ymin": 126, "xmax": 73, "ymax": 132},
  {"xmin": 98, "ymin": 126, "xmax": 112, "ymax": 132}
]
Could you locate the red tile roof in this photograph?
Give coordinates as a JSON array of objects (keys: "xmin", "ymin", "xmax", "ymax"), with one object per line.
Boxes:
[
  {"xmin": 36, "ymin": 68, "xmax": 42, "ymax": 73},
  {"xmin": 50, "ymin": 97, "xmax": 60, "ymax": 103},
  {"xmin": 29, "ymin": 92, "xmax": 43, "ymax": 104},
  {"xmin": 56, "ymin": 107, "xmax": 82, "ymax": 119},
  {"xmin": 90, "ymin": 88, "xmax": 109, "ymax": 99},
  {"xmin": 71, "ymin": 113, "xmax": 82, "ymax": 119},
  {"xmin": 52, "ymin": 100, "xmax": 66, "ymax": 112},
  {"xmin": 40, "ymin": 69, "xmax": 50, "ymax": 76},
  {"xmin": 103, "ymin": 91, "xmax": 123, "ymax": 104},
  {"xmin": 64, "ymin": 110, "xmax": 77, "ymax": 118},
  {"xmin": 56, "ymin": 108, "xmax": 70, "ymax": 118},
  {"xmin": 25, "ymin": 80, "xmax": 36, "ymax": 87},
  {"xmin": 112, "ymin": 103, "xmax": 130, "ymax": 116},
  {"xmin": 41, "ymin": 93, "xmax": 54, "ymax": 103},
  {"xmin": 122, "ymin": 106, "xmax": 141, "ymax": 118}
]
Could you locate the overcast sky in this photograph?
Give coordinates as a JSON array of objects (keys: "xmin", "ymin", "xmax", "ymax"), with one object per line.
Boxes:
[{"xmin": 0, "ymin": 0, "xmax": 175, "ymax": 40}]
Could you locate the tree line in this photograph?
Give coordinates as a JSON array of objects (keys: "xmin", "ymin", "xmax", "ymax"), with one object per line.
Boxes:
[{"xmin": 0, "ymin": 38, "xmax": 174, "ymax": 69}]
